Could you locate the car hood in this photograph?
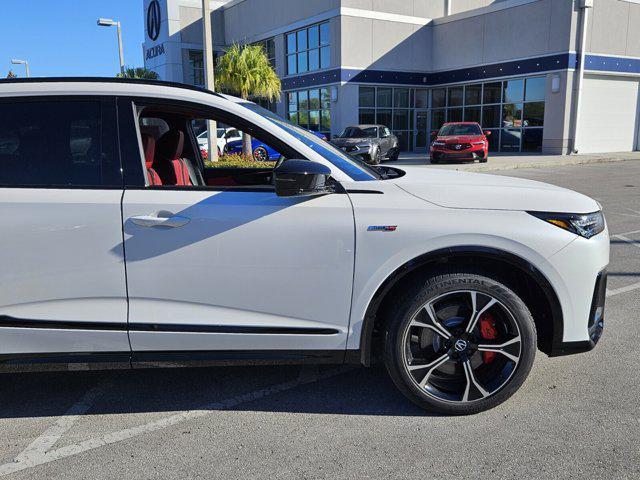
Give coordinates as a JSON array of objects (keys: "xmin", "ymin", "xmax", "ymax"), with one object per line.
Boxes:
[
  {"xmin": 436, "ymin": 135, "xmax": 483, "ymax": 143},
  {"xmin": 391, "ymin": 166, "xmax": 599, "ymax": 213},
  {"xmin": 332, "ymin": 137, "xmax": 374, "ymax": 146}
]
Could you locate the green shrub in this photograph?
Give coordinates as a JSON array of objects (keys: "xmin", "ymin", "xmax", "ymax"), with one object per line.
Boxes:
[{"xmin": 205, "ymin": 153, "xmax": 276, "ymax": 169}]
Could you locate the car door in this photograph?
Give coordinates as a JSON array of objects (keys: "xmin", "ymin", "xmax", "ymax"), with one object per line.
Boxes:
[
  {"xmin": 119, "ymin": 100, "xmax": 355, "ymax": 357},
  {"xmin": 0, "ymin": 97, "xmax": 130, "ymax": 357}
]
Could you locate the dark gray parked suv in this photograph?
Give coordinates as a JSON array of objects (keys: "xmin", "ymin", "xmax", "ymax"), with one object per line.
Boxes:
[{"xmin": 331, "ymin": 124, "xmax": 399, "ymax": 164}]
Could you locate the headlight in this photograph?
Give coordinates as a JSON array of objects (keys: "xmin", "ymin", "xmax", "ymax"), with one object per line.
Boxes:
[
  {"xmin": 472, "ymin": 141, "xmax": 485, "ymax": 146},
  {"xmin": 432, "ymin": 141, "xmax": 445, "ymax": 147},
  {"xmin": 527, "ymin": 211, "xmax": 605, "ymax": 239}
]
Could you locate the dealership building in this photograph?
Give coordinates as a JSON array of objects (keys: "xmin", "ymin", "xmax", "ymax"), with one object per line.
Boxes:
[{"xmin": 143, "ymin": 0, "xmax": 640, "ymax": 154}]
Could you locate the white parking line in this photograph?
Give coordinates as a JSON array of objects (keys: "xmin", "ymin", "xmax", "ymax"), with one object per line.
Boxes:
[
  {"xmin": 607, "ymin": 281, "xmax": 640, "ymax": 298},
  {"xmin": 8, "ymin": 382, "xmax": 108, "ymax": 471},
  {"xmin": 0, "ymin": 366, "xmax": 352, "ymax": 477}
]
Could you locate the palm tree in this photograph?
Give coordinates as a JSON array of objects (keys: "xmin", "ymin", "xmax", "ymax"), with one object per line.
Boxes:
[
  {"xmin": 6, "ymin": 70, "xmax": 17, "ymax": 78},
  {"xmin": 215, "ymin": 43, "xmax": 281, "ymax": 156},
  {"xmin": 116, "ymin": 67, "xmax": 159, "ymax": 80}
]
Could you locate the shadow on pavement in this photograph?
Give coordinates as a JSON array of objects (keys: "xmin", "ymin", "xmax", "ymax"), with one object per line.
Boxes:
[{"xmin": 0, "ymin": 364, "xmax": 437, "ymax": 419}]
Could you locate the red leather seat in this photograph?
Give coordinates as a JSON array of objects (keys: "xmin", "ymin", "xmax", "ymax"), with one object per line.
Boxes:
[
  {"xmin": 141, "ymin": 134, "xmax": 162, "ymax": 186},
  {"xmin": 152, "ymin": 130, "xmax": 192, "ymax": 186}
]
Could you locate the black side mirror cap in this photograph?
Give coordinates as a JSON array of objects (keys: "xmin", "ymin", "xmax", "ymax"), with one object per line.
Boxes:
[{"xmin": 273, "ymin": 159, "xmax": 334, "ymax": 197}]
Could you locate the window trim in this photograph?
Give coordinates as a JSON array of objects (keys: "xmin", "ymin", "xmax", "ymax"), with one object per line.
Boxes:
[{"xmin": 0, "ymin": 95, "xmax": 123, "ymax": 190}]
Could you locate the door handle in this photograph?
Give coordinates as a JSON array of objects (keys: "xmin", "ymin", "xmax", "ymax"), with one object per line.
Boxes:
[{"xmin": 130, "ymin": 211, "xmax": 190, "ymax": 228}]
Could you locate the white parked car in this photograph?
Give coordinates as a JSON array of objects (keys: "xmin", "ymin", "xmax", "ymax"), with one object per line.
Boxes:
[
  {"xmin": 0, "ymin": 79, "xmax": 608, "ymax": 414},
  {"xmin": 197, "ymin": 126, "xmax": 242, "ymax": 156}
]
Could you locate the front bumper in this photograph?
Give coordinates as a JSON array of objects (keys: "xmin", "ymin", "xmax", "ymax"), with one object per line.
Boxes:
[
  {"xmin": 549, "ymin": 270, "xmax": 606, "ymax": 356},
  {"xmin": 431, "ymin": 146, "xmax": 486, "ymax": 161}
]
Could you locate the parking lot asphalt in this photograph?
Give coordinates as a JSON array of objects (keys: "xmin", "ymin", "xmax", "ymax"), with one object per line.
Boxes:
[{"xmin": 1, "ymin": 161, "xmax": 639, "ymax": 479}]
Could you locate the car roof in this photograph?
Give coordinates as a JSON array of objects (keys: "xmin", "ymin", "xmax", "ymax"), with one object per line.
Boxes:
[
  {"xmin": 346, "ymin": 124, "xmax": 383, "ymax": 129},
  {"xmin": 442, "ymin": 122, "xmax": 481, "ymax": 125},
  {"xmin": 0, "ymin": 76, "xmax": 217, "ymax": 96}
]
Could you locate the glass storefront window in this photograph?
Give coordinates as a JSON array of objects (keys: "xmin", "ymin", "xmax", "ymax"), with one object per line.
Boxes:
[
  {"xmin": 415, "ymin": 89, "xmax": 429, "ymax": 108},
  {"xmin": 287, "ymin": 88, "xmax": 331, "ymax": 137},
  {"xmin": 483, "ymin": 82, "xmax": 502, "ymax": 104},
  {"xmin": 359, "ymin": 87, "xmax": 375, "ymax": 108},
  {"xmin": 501, "ymin": 128, "xmax": 521, "ymax": 152},
  {"xmin": 502, "ymin": 103, "xmax": 523, "ymax": 127},
  {"xmin": 522, "ymin": 128, "xmax": 543, "ymax": 152},
  {"xmin": 482, "ymin": 105, "xmax": 501, "ymax": 128},
  {"xmin": 393, "ymin": 110, "xmax": 409, "ymax": 130},
  {"xmin": 464, "ymin": 106, "xmax": 481, "ymax": 124},
  {"xmin": 432, "ymin": 88, "xmax": 446, "ymax": 108},
  {"xmin": 359, "ymin": 109, "xmax": 375, "ymax": 124},
  {"xmin": 523, "ymin": 102, "xmax": 544, "ymax": 127},
  {"xmin": 448, "ymin": 87, "xmax": 464, "ymax": 107},
  {"xmin": 448, "ymin": 108, "xmax": 463, "ymax": 122},
  {"xmin": 486, "ymin": 130, "xmax": 500, "ymax": 152},
  {"xmin": 376, "ymin": 109, "xmax": 392, "ymax": 127},
  {"xmin": 503, "ymin": 79, "xmax": 524, "ymax": 103},
  {"xmin": 394, "ymin": 89, "xmax": 409, "ymax": 108},
  {"xmin": 525, "ymin": 76, "xmax": 546, "ymax": 102},
  {"xmin": 431, "ymin": 109, "xmax": 446, "ymax": 130},
  {"xmin": 377, "ymin": 88, "xmax": 392, "ymax": 108},
  {"xmin": 465, "ymin": 84, "xmax": 482, "ymax": 106}
]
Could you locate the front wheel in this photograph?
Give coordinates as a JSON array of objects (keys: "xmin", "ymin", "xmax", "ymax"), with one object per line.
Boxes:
[
  {"xmin": 383, "ymin": 271, "xmax": 536, "ymax": 415},
  {"xmin": 480, "ymin": 155, "xmax": 488, "ymax": 163}
]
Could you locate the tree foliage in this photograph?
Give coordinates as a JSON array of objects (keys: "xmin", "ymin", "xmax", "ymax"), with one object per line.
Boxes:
[
  {"xmin": 215, "ymin": 44, "xmax": 281, "ymax": 156},
  {"xmin": 116, "ymin": 67, "xmax": 160, "ymax": 80},
  {"xmin": 215, "ymin": 44, "xmax": 281, "ymax": 101}
]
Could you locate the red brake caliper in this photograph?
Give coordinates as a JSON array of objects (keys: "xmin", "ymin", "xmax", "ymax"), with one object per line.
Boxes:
[{"xmin": 479, "ymin": 312, "xmax": 498, "ymax": 363}]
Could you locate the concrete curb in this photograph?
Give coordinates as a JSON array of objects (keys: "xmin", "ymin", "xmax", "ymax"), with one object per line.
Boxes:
[{"xmin": 449, "ymin": 155, "xmax": 640, "ymax": 172}]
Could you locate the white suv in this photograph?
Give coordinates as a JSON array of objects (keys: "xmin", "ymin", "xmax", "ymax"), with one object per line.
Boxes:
[{"xmin": 0, "ymin": 79, "xmax": 608, "ymax": 414}]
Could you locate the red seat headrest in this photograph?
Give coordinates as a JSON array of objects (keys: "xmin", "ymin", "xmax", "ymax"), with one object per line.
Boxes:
[
  {"xmin": 155, "ymin": 130, "xmax": 185, "ymax": 162},
  {"xmin": 141, "ymin": 134, "xmax": 156, "ymax": 169}
]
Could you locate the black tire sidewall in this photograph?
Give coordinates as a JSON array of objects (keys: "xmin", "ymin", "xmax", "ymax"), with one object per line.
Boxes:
[{"xmin": 384, "ymin": 272, "xmax": 536, "ymax": 415}]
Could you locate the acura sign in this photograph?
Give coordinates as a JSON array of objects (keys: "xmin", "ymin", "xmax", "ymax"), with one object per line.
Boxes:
[{"xmin": 147, "ymin": 0, "xmax": 161, "ymax": 41}]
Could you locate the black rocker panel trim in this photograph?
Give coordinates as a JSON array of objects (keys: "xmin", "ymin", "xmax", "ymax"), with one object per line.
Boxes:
[{"xmin": 0, "ymin": 316, "xmax": 339, "ymax": 336}]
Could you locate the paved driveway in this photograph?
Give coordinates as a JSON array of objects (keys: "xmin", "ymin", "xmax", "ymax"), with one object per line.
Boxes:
[{"xmin": 1, "ymin": 161, "xmax": 639, "ymax": 479}]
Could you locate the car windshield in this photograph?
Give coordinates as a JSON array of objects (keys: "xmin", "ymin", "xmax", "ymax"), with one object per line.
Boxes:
[
  {"xmin": 438, "ymin": 124, "xmax": 482, "ymax": 136},
  {"xmin": 238, "ymin": 101, "xmax": 380, "ymax": 181},
  {"xmin": 339, "ymin": 127, "xmax": 377, "ymax": 138}
]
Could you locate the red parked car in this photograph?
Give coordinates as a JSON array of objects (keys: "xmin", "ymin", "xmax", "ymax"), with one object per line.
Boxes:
[{"xmin": 430, "ymin": 122, "xmax": 490, "ymax": 164}]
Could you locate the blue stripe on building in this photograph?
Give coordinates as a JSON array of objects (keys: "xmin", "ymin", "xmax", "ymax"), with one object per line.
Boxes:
[{"xmin": 281, "ymin": 52, "xmax": 640, "ymax": 91}]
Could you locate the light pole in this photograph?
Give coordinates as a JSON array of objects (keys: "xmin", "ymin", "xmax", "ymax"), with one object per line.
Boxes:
[
  {"xmin": 11, "ymin": 59, "xmax": 30, "ymax": 77},
  {"xmin": 97, "ymin": 18, "xmax": 125, "ymax": 75},
  {"xmin": 202, "ymin": 0, "xmax": 218, "ymax": 161}
]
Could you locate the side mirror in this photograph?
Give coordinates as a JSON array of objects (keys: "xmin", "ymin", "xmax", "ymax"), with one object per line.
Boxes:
[
  {"xmin": 483, "ymin": 130, "xmax": 492, "ymax": 136},
  {"xmin": 273, "ymin": 159, "xmax": 333, "ymax": 197},
  {"xmin": 431, "ymin": 130, "xmax": 439, "ymax": 138}
]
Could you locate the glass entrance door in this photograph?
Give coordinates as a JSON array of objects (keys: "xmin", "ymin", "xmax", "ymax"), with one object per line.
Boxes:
[{"xmin": 414, "ymin": 110, "xmax": 429, "ymax": 152}]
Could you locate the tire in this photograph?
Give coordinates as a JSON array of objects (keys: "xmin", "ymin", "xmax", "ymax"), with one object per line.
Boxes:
[
  {"xmin": 480, "ymin": 155, "xmax": 488, "ymax": 163},
  {"xmin": 430, "ymin": 157, "xmax": 439, "ymax": 164},
  {"xmin": 383, "ymin": 270, "xmax": 536, "ymax": 415},
  {"xmin": 388, "ymin": 148, "xmax": 400, "ymax": 162},
  {"xmin": 253, "ymin": 146, "xmax": 269, "ymax": 162}
]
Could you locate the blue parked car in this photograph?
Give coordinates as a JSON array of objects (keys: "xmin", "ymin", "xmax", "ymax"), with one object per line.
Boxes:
[{"xmin": 226, "ymin": 130, "xmax": 328, "ymax": 161}]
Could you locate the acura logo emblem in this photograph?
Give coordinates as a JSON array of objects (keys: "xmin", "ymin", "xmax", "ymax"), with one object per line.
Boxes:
[
  {"xmin": 455, "ymin": 144, "xmax": 462, "ymax": 150},
  {"xmin": 454, "ymin": 339, "xmax": 468, "ymax": 352},
  {"xmin": 147, "ymin": 0, "xmax": 162, "ymax": 41}
]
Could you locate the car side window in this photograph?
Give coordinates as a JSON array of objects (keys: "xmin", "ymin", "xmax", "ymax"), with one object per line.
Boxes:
[
  {"xmin": 383, "ymin": 127, "xmax": 392, "ymax": 138},
  {"xmin": 0, "ymin": 99, "xmax": 120, "ymax": 187}
]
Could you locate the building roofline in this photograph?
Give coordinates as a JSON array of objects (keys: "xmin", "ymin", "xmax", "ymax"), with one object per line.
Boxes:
[{"xmin": 0, "ymin": 77, "xmax": 221, "ymax": 97}]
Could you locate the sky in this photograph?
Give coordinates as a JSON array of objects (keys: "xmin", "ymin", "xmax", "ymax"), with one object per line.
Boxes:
[{"xmin": 0, "ymin": 0, "xmax": 145, "ymax": 78}]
